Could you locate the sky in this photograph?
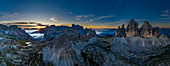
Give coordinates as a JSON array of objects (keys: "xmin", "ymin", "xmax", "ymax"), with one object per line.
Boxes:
[{"xmin": 0, "ymin": 0, "xmax": 170, "ymax": 29}]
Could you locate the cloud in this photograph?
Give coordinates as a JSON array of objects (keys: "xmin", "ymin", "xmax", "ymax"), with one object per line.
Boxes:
[
  {"xmin": 162, "ymin": 10, "xmax": 169, "ymax": 14},
  {"xmin": 75, "ymin": 14, "xmax": 94, "ymax": 20},
  {"xmin": 160, "ymin": 14, "xmax": 169, "ymax": 16},
  {"xmin": 3, "ymin": 22, "xmax": 47, "ymax": 28},
  {"xmin": 160, "ymin": 10, "xmax": 170, "ymax": 19},
  {"xmin": 0, "ymin": 11, "xmax": 20, "ymax": 19},
  {"xmin": 50, "ymin": 17, "xmax": 58, "ymax": 21},
  {"xmin": 104, "ymin": 19, "xmax": 147, "ymax": 27},
  {"xmin": 89, "ymin": 15, "xmax": 116, "ymax": 22},
  {"xmin": 105, "ymin": 19, "xmax": 128, "ymax": 25},
  {"xmin": 160, "ymin": 18, "xmax": 170, "ymax": 19}
]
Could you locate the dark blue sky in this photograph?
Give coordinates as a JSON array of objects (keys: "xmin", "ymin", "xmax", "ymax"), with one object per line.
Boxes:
[{"xmin": 0, "ymin": 0, "xmax": 170, "ymax": 28}]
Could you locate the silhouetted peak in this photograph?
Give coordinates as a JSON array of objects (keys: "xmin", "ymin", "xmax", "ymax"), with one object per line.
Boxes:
[
  {"xmin": 9, "ymin": 25, "xmax": 18, "ymax": 28},
  {"xmin": 144, "ymin": 21, "xmax": 149, "ymax": 24}
]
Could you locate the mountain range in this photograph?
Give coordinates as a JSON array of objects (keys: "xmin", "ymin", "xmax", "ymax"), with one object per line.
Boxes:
[{"xmin": 0, "ymin": 19, "xmax": 169, "ymax": 66}]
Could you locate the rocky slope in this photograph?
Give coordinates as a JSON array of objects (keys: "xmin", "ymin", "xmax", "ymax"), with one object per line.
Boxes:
[
  {"xmin": 0, "ymin": 24, "xmax": 32, "ymax": 40},
  {"xmin": 0, "ymin": 37, "xmax": 47, "ymax": 66},
  {"xmin": 42, "ymin": 28, "xmax": 97, "ymax": 66}
]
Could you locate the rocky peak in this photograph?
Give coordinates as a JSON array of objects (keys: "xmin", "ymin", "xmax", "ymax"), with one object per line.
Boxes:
[
  {"xmin": 9, "ymin": 25, "xmax": 19, "ymax": 28},
  {"xmin": 142, "ymin": 21, "xmax": 152, "ymax": 30},
  {"xmin": 56, "ymin": 29, "xmax": 79, "ymax": 44},
  {"xmin": 115, "ymin": 19, "xmax": 168, "ymax": 38},
  {"xmin": 152, "ymin": 28, "xmax": 160, "ymax": 38},
  {"xmin": 0, "ymin": 24, "xmax": 8, "ymax": 33},
  {"xmin": 2, "ymin": 25, "xmax": 32, "ymax": 40},
  {"xmin": 44, "ymin": 25, "xmax": 61, "ymax": 40},
  {"xmin": 140, "ymin": 21, "xmax": 153, "ymax": 38},
  {"xmin": 44, "ymin": 24, "xmax": 95, "ymax": 40},
  {"xmin": 114, "ymin": 24, "xmax": 126, "ymax": 37},
  {"xmin": 126, "ymin": 19, "xmax": 138, "ymax": 37},
  {"xmin": 122, "ymin": 24, "xmax": 125, "ymax": 31},
  {"xmin": 72, "ymin": 24, "xmax": 83, "ymax": 30},
  {"xmin": 87, "ymin": 30, "xmax": 96, "ymax": 37}
]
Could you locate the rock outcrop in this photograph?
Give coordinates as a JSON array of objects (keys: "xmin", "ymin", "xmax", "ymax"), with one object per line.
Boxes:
[
  {"xmin": 0, "ymin": 24, "xmax": 8, "ymax": 33},
  {"xmin": 112, "ymin": 19, "xmax": 170, "ymax": 65},
  {"xmin": 140, "ymin": 21, "xmax": 153, "ymax": 38},
  {"xmin": 42, "ymin": 28, "xmax": 97, "ymax": 66},
  {"xmin": 0, "ymin": 38, "xmax": 46, "ymax": 65},
  {"xmin": 111, "ymin": 36, "xmax": 170, "ymax": 65},
  {"xmin": 0, "ymin": 25, "xmax": 32, "ymax": 40},
  {"xmin": 115, "ymin": 19, "xmax": 169, "ymax": 38},
  {"xmin": 126, "ymin": 19, "xmax": 139, "ymax": 37},
  {"xmin": 114, "ymin": 24, "xmax": 126, "ymax": 37},
  {"xmin": 72, "ymin": 24, "xmax": 83, "ymax": 30},
  {"xmin": 44, "ymin": 24, "xmax": 96, "ymax": 40}
]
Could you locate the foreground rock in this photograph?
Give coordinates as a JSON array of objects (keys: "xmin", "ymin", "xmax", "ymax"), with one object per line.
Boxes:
[{"xmin": 0, "ymin": 38, "xmax": 47, "ymax": 66}]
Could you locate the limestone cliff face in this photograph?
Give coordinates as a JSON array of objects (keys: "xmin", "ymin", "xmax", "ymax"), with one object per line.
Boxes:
[
  {"xmin": 126, "ymin": 19, "xmax": 139, "ymax": 37},
  {"xmin": 140, "ymin": 21, "xmax": 153, "ymax": 38},
  {"xmin": 115, "ymin": 19, "xmax": 168, "ymax": 38}
]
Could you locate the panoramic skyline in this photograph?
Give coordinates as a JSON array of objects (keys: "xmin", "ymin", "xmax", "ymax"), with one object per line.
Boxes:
[{"xmin": 0, "ymin": 0, "xmax": 170, "ymax": 29}]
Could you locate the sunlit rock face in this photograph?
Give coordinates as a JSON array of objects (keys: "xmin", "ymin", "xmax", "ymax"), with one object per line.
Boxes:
[
  {"xmin": 126, "ymin": 19, "xmax": 139, "ymax": 37},
  {"xmin": 42, "ymin": 28, "xmax": 97, "ymax": 66},
  {"xmin": 140, "ymin": 21, "xmax": 153, "ymax": 38}
]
